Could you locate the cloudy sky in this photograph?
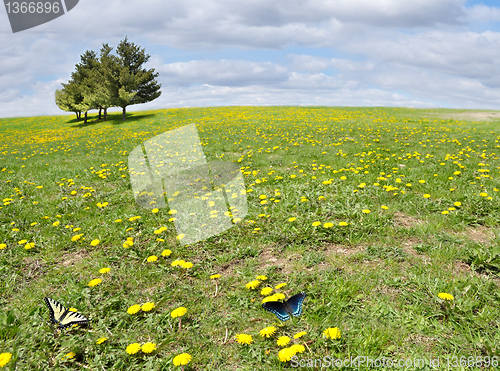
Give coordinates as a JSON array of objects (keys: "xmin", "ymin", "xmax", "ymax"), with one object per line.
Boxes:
[{"xmin": 1, "ymin": 0, "xmax": 499, "ymax": 118}]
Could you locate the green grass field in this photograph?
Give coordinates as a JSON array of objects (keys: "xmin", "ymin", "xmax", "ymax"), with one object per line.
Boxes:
[{"xmin": 1, "ymin": 106, "xmax": 500, "ymax": 370}]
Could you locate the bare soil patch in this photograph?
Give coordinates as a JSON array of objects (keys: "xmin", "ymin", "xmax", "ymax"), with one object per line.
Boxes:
[
  {"xmin": 393, "ymin": 212, "xmax": 421, "ymax": 229},
  {"xmin": 424, "ymin": 110, "xmax": 500, "ymax": 122}
]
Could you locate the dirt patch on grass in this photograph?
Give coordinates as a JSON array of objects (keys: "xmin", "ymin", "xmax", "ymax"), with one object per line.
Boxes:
[
  {"xmin": 21, "ymin": 257, "xmax": 48, "ymax": 282},
  {"xmin": 393, "ymin": 212, "xmax": 421, "ymax": 229},
  {"xmin": 324, "ymin": 243, "xmax": 364, "ymax": 256},
  {"xmin": 60, "ymin": 249, "xmax": 90, "ymax": 267},
  {"xmin": 423, "ymin": 110, "xmax": 500, "ymax": 122},
  {"xmin": 258, "ymin": 246, "xmax": 298, "ymax": 274},
  {"xmin": 460, "ymin": 226, "xmax": 494, "ymax": 245},
  {"xmin": 401, "ymin": 238, "xmax": 425, "ymax": 257}
]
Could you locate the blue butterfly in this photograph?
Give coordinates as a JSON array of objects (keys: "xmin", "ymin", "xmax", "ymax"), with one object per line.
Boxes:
[{"xmin": 262, "ymin": 292, "xmax": 306, "ymax": 321}]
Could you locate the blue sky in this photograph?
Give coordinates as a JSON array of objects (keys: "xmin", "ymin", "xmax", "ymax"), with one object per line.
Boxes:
[{"xmin": 0, "ymin": 0, "xmax": 499, "ymax": 118}]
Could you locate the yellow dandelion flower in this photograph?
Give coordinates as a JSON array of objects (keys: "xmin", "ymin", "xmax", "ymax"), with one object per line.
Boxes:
[
  {"xmin": 381, "ymin": 205, "xmax": 388, "ymax": 210},
  {"xmin": 0, "ymin": 243, "xmax": 6, "ymax": 249},
  {"xmin": 288, "ymin": 217, "xmax": 296, "ymax": 222},
  {"xmin": 91, "ymin": 239, "xmax": 100, "ymax": 246},
  {"xmin": 171, "ymin": 307, "xmax": 187, "ymax": 318},
  {"xmin": 362, "ymin": 209, "xmax": 371, "ymax": 214},
  {"xmin": 172, "ymin": 353, "xmax": 191, "ymax": 366},
  {"xmin": 261, "ymin": 287, "xmax": 273, "ymax": 296},
  {"xmin": 141, "ymin": 302, "xmax": 155, "ymax": 312},
  {"xmin": 176, "ymin": 234, "xmax": 185, "ymax": 240},
  {"xmin": 275, "ymin": 283, "xmax": 287, "ymax": 289},
  {"xmin": 312, "ymin": 221, "xmax": 321, "ymax": 226},
  {"xmin": 454, "ymin": 201, "xmax": 461, "ymax": 207},
  {"xmin": 260, "ymin": 326, "xmax": 277, "ymax": 338},
  {"xmin": 277, "ymin": 336, "xmax": 291, "ymax": 346},
  {"xmin": 278, "ymin": 347, "xmax": 295, "ymax": 362},
  {"xmin": 290, "ymin": 344, "xmax": 305, "ymax": 353},
  {"xmin": 438, "ymin": 292, "xmax": 454, "ymax": 301},
  {"xmin": 0, "ymin": 353, "xmax": 12, "ymax": 367},
  {"xmin": 323, "ymin": 327, "xmax": 341, "ymax": 340},
  {"xmin": 62, "ymin": 352, "xmax": 76, "ymax": 360},
  {"xmin": 180, "ymin": 261, "xmax": 193, "ymax": 269},
  {"xmin": 24, "ymin": 242, "xmax": 35, "ymax": 249},
  {"xmin": 235, "ymin": 333, "xmax": 253, "ymax": 344},
  {"xmin": 423, "ymin": 194, "xmax": 431, "ymax": 198},
  {"xmin": 18, "ymin": 239, "xmax": 27, "ymax": 245},
  {"xmin": 96, "ymin": 337, "xmax": 107, "ymax": 345},
  {"xmin": 339, "ymin": 221, "xmax": 349, "ymax": 226},
  {"xmin": 88, "ymin": 278, "xmax": 102, "ymax": 287},
  {"xmin": 246, "ymin": 280, "xmax": 261, "ymax": 289},
  {"xmin": 419, "ymin": 180, "xmax": 426, "ymax": 184},
  {"xmin": 323, "ymin": 222, "xmax": 334, "ymax": 228},
  {"xmin": 52, "ymin": 221, "xmax": 60, "ymax": 226},
  {"xmin": 262, "ymin": 294, "xmax": 279, "ymax": 303},
  {"xmin": 126, "ymin": 343, "xmax": 141, "ymax": 355},
  {"xmin": 210, "ymin": 274, "xmax": 221, "ymax": 279},
  {"xmin": 293, "ymin": 331, "xmax": 307, "ymax": 339},
  {"xmin": 161, "ymin": 249, "xmax": 172, "ymax": 257},
  {"xmin": 147, "ymin": 255, "xmax": 158, "ymax": 263},
  {"xmin": 171, "ymin": 259, "xmax": 185, "ymax": 267},
  {"xmin": 114, "ymin": 219, "xmax": 122, "ymax": 223},
  {"xmin": 127, "ymin": 304, "xmax": 141, "ymax": 315},
  {"xmin": 152, "ymin": 208, "xmax": 159, "ymax": 214},
  {"xmin": 141, "ymin": 342, "xmax": 156, "ymax": 354}
]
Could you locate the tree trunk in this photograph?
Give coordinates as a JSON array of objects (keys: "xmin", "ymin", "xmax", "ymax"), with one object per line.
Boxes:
[
  {"xmin": 103, "ymin": 107, "xmax": 107, "ymax": 122},
  {"xmin": 122, "ymin": 106, "xmax": 126, "ymax": 121},
  {"xmin": 75, "ymin": 112, "xmax": 79, "ymax": 119},
  {"xmin": 84, "ymin": 111, "xmax": 88, "ymax": 124},
  {"xmin": 77, "ymin": 111, "xmax": 81, "ymax": 120},
  {"xmin": 98, "ymin": 107, "xmax": 102, "ymax": 120}
]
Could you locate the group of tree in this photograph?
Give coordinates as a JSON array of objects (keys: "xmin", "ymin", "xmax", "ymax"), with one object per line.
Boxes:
[{"xmin": 55, "ymin": 37, "xmax": 161, "ymax": 122}]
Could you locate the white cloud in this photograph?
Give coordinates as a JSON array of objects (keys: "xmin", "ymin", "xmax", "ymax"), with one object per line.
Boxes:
[{"xmin": 1, "ymin": 0, "xmax": 500, "ymax": 118}]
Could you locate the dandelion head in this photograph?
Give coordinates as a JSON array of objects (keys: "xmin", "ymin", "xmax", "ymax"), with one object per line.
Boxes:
[
  {"xmin": 245, "ymin": 280, "xmax": 261, "ymax": 289},
  {"xmin": 96, "ymin": 337, "xmax": 107, "ymax": 345},
  {"xmin": 173, "ymin": 353, "xmax": 191, "ymax": 366},
  {"xmin": 141, "ymin": 302, "xmax": 155, "ymax": 312},
  {"xmin": 127, "ymin": 304, "xmax": 141, "ymax": 315},
  {"xmin": 438, "ymin": 292, "xmax": 454, "ymax": 301},
  {"xmin": 260, "ymin": 326, "xmax": 277, "ymax": 338},
  {"xmin": 277, "ymin": 336, "xmax": 291, "ymax": 346},
  {"xmin": 141, "ymin": 342, "xmax": 157, "ymax": 354},
  {"xmin": 88, "ymin": 278, "xmax": 102, "ymax": 287},
  {"xmin": 235, "ymin": 333, "xmax": 253, "ymax": 345},
  {"xmin": 171, "ymin": 307, "xmax": 187, "ymax": 318},
  {"xmin": 323, "ymin": 327, "xmax": 341, "ymax": 340},
  {"xmin": 126, "ymin": 343, "xmax": 141, "ymax": 355}
]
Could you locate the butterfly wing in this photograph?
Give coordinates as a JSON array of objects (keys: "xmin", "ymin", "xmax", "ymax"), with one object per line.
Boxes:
[
  {"xmin": 262, "ymin": 301, "xmax": 291, "ymax": 322},
  {"xmin": 58, "ymin": 310, "xmax": 89, "ymax": 329},
  {"xmin": 44, "ymin": 297, "xmax": 89, "ymax": 329},
  {"xmin": 283, "ymin": 292, "xmax": 306, "ymax": 318}
]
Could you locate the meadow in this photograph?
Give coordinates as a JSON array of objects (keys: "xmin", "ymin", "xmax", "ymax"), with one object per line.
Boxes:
[{"xmin": 0, "ymin": 106, "xmax": 500, "ymax": 370}]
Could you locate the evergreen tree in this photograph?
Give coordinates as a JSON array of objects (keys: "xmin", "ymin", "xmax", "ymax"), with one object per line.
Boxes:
[
  {"xmin": 115, "ymin": 36, "xmax": 162, "ymax": 121},
  {"xmin": 83, "ymin": 44, "xmax": 118, "ymax": 122},
  {"xmin": 71, "ymin": 50, "xmax": 99, "ymax": 124},
  {"xmin": 56, "ymin": 37, "xmax": 162, "ymax": 122},
  {"xmin": 55, "ymin": 80, "xmax": 83, "ymax": 120}
]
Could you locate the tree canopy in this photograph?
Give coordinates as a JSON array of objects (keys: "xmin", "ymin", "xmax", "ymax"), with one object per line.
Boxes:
[{"xmin": 55, "ymin": 37, "xmax": 161, "ymax": 122}]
